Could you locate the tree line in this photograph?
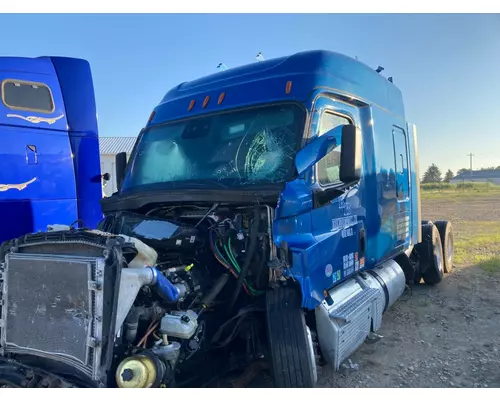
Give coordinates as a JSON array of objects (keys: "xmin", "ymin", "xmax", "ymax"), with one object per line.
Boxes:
[{"xmin": 421, "ymin": 164, "xmax": 500, "ymax": 184}]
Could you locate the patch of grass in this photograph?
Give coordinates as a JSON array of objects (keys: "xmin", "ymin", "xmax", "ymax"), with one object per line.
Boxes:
[
  {"xmin": 478, "ymin": 257, "xmax": 500, "ymax": 274},
  {"xmin": 453, "ymin": 221, "xmax": 500, "ymax": 266},
  {"xmin": 421, "ymin": 190, "xmax": 500, "ymax": 201},
  {"xmin": 421, "ymin": 182, "xmax": 500, "ymax": 192}
]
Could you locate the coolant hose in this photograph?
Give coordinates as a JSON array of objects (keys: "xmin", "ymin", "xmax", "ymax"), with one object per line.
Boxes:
[
  {"xmin": 198, "ymin": 273, "xmax": 229, "ymax": 317},
  {"xmin": 228, "ymin": 205, "xmax": 260, "ymax": 311},
  {"xmin": 202, "ymin": 273, "xmax": 229, "ymax": 306},
  {"xmin": 149, "ymin": 267, "xmax": 180, "ymax": 302},
  {"xmin": 124, "ymin": 307, "xmax": 145, "ymax": 343}
]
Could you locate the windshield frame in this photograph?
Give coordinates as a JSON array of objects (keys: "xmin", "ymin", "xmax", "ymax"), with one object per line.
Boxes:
[{"xmin": 120, "ymin": 101, "xmax": 309, "ymax": 195}]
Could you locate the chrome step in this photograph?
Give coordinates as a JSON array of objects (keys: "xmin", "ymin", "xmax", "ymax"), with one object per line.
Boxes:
[
  {"xmin": 329, "ymin": 288, "xmax": 380, "ymax": 322},
  {"xmin": 316, "ymin": 283, "xmax": 383, "ymax": 370}
]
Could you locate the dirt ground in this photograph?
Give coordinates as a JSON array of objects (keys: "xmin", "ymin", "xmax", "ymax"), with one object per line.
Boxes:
[{"xmin": 316, "ymin": 193, "xmax": 500, "ymax": 388}]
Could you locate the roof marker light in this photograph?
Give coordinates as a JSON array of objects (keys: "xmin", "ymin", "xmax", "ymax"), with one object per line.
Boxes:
[
  {"xmin": 218, "ymin": 92, "xmax": 226, "ymax": 105},
  {"xmin": 203, "ymin": 96, "xmax": 210, "ymax": 108},
  {"xmin": 285, "ymin": 81, "xmax": 292, "ymax": 94},
  {"xmin": 188, "ymin": 100, "xmax": 195, "ymax": 112}
]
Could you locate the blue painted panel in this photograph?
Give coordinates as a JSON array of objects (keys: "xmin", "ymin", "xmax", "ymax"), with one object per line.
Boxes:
[
  {"xmin": 49, "ymin": 57, "xmax": 98, "ymax": 137},
  {"xmin": 158, "ymin": 50, "xmax": 404, "ymax": 118},
  {"xmin": 0, "ymin": 125, "xmax": 77, "ymax": 201},
  {"xmin": 68, "ymin": 134, "xmax": 103, "ymax": 228},
  {"xmin": 50, "ymin": 57, "xmax": 102, "ymax": 229},
  {"xmin": 149, "ymin": 74, "xmax": 315, "ymax": 127},
  {"xmin": 0, "ymin": 56, "xmax": 102, "ymax": 241},
  {"xmin": 0, "ymin": 199, "xmax": 78, "ymax": 243}
]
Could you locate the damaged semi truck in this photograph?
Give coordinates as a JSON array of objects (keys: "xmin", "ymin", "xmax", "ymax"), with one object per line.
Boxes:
[{"xmin": 0, "ymin": 50, "xmax": 454, "ymax": 388}]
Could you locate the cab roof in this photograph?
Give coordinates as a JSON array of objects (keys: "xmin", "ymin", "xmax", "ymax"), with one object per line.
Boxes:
[{"xmin": 154, "ymin": 50, "xmax": 405, "ymax": 120}]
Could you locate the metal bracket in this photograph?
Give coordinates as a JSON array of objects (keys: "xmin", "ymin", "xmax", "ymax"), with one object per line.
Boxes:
[
  {"xmin": 88, "ymin": 281, "xmax": 102, "ymax": 291},
  {"xmin": 87, "ymin": 337, "xmax": 100, "ymax": 348}
]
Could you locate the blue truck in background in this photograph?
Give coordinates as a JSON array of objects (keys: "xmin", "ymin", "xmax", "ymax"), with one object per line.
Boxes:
[
  {"xmin": 0, "ymin": 50, "xmax": 455, "ymax": 388},
  {"xmin": 0, "ymin": 56, "xmax": 104, "ymax": 243}
]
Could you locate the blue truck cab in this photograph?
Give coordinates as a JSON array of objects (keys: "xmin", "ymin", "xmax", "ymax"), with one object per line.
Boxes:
[
  {"xmin": 101, "ymin": 50, "xmax": 454, "ymax": 387},
  {"xmin": 0, "ymin": 56, "xmax": 103, "ymax": 242},
  {"xmin": 0, "ymin": 50, "xmax": 454, "ymax": 388}
]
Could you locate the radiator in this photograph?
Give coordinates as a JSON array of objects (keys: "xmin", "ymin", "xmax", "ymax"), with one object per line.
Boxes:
[{"xmin": 0, "ymin": 253, "xmax": 106, "ymax": 381}]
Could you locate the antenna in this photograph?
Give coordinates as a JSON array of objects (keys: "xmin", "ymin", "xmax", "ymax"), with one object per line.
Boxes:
[
  {"xmin": 217, "ymin": 63, "xmax": 228, "ymax": 71},
  {"xmin": 256, "ymin": 52, "xmax": 265, "ymax": 62}
]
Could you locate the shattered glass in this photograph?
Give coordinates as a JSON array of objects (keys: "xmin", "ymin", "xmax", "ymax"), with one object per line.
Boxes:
[{"xmin": 123, "ymin": 104, "xmax": 306, "ymax": 191}]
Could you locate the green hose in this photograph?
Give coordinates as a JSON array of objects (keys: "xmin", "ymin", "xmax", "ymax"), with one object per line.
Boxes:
[{"xmin": 225, "ymin": 238, "xmax": 264, "ymax": 296}]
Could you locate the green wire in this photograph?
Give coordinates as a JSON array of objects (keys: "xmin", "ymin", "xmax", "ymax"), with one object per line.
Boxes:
[
  {"xmin": 226, "ymin": 237, "xmax": 264, "ymax": 296},
  {"xmin": 215, "ymin": 238, "xmax": 258, "ymax": 295},
  {"xmin": 225, "ymin": 244, "xmax": 240, "ymax": 273}
]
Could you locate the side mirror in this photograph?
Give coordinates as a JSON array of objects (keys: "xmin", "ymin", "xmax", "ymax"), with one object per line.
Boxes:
[
  {"xmin": 102, "ymin": 172, "xmax": 110, "ymax": 182},
  {"xmin": 115, "ymin": 152, "xmax": 127, "ymax": 191},
  {"xmin": 295, "ymin": 125, "xmax": 343, "ymax": 176},
  {"xmin": 339, "ymin": 124, "xmax": 362, "ymax": 184},
  {"xmin": 294, "ymin": 124, "xmax": 362, "ymax": 184}
]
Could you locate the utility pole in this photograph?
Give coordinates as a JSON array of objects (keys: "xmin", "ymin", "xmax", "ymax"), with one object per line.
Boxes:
[{"xmin": 467, "ymin": 153, "xmax": 474, "ymax": 176}]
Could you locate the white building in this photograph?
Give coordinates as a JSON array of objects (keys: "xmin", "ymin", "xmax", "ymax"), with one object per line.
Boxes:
[
  {"xmin": 450, "ymin": 170, "xmax": 500, "ymax": 185},
  {"xmin": 99, "ymin": 136, "xmax": 137, "ymax": 197}
]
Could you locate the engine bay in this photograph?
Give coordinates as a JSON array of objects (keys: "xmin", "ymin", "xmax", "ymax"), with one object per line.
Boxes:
[{"xmin": 0, "ymin": 203, "xmax": 286, "ymax": 388}]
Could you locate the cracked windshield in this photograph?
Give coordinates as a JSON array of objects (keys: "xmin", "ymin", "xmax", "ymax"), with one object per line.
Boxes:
[{"xmin": 123, "ymin": 103, "xmax": 305, "ymax": 190}]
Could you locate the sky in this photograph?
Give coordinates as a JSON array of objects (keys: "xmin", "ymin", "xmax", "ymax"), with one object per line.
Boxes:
[{"xmin": 1, "ymin": 13, "xmax": 499, "ymax": 175}]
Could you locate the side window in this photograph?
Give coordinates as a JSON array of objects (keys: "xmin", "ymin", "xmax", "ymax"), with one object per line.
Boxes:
[
  {"xmin": 1, "ymin": 80, "xmax": 54, "ymax": 113},
  {"xmin": 317, "ymin": 112, "xmax": 351, "ymax": 186},
  {"xmin": 392, "ymin": 127, "xmax": 409, "ymax": 200}
]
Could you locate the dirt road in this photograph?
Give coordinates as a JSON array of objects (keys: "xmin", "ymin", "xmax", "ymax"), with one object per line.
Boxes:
[{"xmin": 316, "ymin": 193, "xmax": 500, "ymax": 388}]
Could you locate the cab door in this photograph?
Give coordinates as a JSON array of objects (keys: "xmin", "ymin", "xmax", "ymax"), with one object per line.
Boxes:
[{"xmin": 307, "ymin": 95, "xmax": 366, "ymax": 290}]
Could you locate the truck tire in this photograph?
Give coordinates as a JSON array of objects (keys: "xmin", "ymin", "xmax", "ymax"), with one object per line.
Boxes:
[
  {"xmin": 434, "ymin": 220, "xmax": 454, "ymax": 273},
  {"xmin": 420, "ymin": 223, "xmax": 444, "ymax": 285},
  {"xmin": 265, "ymin": 285, "xmax": 316, "ymax": 388}
]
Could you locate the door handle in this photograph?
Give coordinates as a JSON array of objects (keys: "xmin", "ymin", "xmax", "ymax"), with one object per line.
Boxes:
[{"xmin": 26, "ymin": 145, "xmax": 38, "ymax": 164}]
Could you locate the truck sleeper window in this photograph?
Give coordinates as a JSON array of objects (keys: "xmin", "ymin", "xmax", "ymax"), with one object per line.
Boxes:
[
  {"xmin": 1, "ymin": 80, "xmax": 54, "ymax": 113},
  {"xmin": 317, "ymin": 112, "xmax": 351, "ymax": 186},
  {"xmin": 123, "ymin": 103, "xmax": 306, "ymax": 191}
]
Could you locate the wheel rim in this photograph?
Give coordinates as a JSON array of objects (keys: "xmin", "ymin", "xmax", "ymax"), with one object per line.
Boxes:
[
  {"xmin": 435, "ymin": 238, "xmax": 444, "ymax": 273},
  {"xmin": 447, "ymin": 233, "xmax": 454, "ymax": 266},
  {"xmin": 305, "ymin": 325, "xmax": 318, "ymax": 385}
]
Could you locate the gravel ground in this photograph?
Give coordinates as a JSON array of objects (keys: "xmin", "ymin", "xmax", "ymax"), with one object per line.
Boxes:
[{"xmin": 316, "ymin": 193, "xmax": 500, "ymax": 388}]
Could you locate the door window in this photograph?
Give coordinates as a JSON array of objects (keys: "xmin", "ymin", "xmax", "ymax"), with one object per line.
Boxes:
[{"xmin": 317, "ymin": 112, "xmax": 352, "ymax": 186}]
